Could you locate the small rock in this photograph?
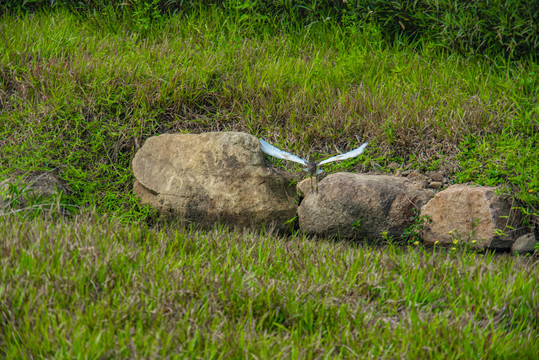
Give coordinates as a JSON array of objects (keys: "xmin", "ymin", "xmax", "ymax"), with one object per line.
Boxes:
[
  {"xmin": 427, "ymin": 171, "xmax": 444, "ymax": 182},
  {"xmin": 428, "ymin": 181, "xmax": 443, "ymax": 190},
  {"xmin": 511, "ymin": 233, "xmax": 537, "ymax": 253},
  {"xmin": 420, "ymin": 184, "xmax": 523, "ymax": 249},
  {"xmin": 407, "ymin": 171, "xmax": 428, "ymax": 189},
  {"xmin": 0, "ymin": 172, "xmax": 68, "ymax": 213},
  {"xmin": 297, "ymin": 178, "xmax": 315, "ymax": 197}
]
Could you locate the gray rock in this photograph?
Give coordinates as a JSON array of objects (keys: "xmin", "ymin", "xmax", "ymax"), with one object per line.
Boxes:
[
  {"xmin": 0, "ymin": 172, "xmax": 68, "ymax": 214},
  {"xmin": 297, "ymin": 178, "xmax": 317, "ymax": 197},
  {"xmin": 132, "ymin": 132, "xmax": 298, "ymax": 231},
  {"xmin": 420, "ymin": 184, "xmax": 523, "ymax": 249},
  {"xmin": 511, "ymin": 233, "xmax": 537, "ymax": 253},
  {"xmin": 298, "ymin": 173, "xmax": 435, "ymax": 239}
]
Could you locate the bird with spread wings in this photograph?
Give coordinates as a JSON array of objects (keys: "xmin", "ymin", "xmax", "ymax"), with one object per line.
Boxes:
[{"xmin": 259, "ymin": 139, "xmax": 368, "ymax": 191}]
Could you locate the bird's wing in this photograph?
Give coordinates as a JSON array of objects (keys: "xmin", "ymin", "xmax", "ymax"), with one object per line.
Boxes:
[
  {"xmin": 318, "ymin": 142, "xmax": 368, "ymax": 165},
  {"xmin": 303, "ymin": 168, "xmax": 325, "ymax": 175},
  {"xmin": 259, "ymin": 139, "xmax": 309, "ymax": 166}
]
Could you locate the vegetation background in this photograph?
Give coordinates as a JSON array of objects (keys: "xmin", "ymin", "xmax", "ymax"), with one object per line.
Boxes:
[
  {"xmin": 0, "ymin": 0, "xmax": 538, "ymax": 358},
  {"xmin": 1, "ymin": 0, "xmax": 538, "ymax": 222}
]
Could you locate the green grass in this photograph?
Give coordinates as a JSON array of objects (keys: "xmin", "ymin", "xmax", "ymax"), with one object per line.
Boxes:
[
  {"xmin": 0, "ymin": 8, "xmax": 537, "ymax": 224},
  {"xmin": 0, "ymin": 7, "xmax": 538, "ymax": 357},
  {"xmin": 1, "ymin": 214, "xmax": 538, "ymax": 358},
  {"xmin": 8, "ymin": 1, "xmax": 539, "ymax": 61}
]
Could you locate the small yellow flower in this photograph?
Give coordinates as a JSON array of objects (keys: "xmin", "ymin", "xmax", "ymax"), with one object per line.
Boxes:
[
  {"xmin": 451, "ymin": 247, "xmax": 456, "ymax": 251},
  {"xmin": 471, "ymin": 240, "xmax": 477, "ymax": 244},
  {"xmin": 529, "ymin": 189, "xmax": 535, "ymax": 193},
  {"xmin": 448, "ymin": 230, "xmax": 453, "ymax": 235},
  {"xmin": 414, "ymin": 241, "xmax": 419, "ymax": 245},
  {"xmin": 453, "ymin": 239, "xmax": 458, "ymax": 245},
  {"xmin": 434, "ymin": 241, "xmax": 440, "ymax": 245}
]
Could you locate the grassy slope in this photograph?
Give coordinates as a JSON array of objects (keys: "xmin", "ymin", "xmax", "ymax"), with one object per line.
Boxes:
[
  {"xmin": 0, "ymin": 9, "xmax": 537, "ymax": 224},
  {"xmin": 1, "ymin": 8, "xmax": 539, "ymax": 359},
  {"xmin": 1, "ymin": 214, "xmax": 538, "ymax": 358}
]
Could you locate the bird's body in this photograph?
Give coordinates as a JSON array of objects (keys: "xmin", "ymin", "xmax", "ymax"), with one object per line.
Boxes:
[
  {"xmin": 304, "ymin": 161, "xmax": 320, "ymax": 178},
  {"xmin": 259, "ymin": 139, "xmax": 368, "ymax": 191}
]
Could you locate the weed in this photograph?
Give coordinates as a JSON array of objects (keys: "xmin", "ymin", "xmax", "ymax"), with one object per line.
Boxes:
[
  {"xmin": 284, "ymin": 215, "xmax": 298, "ymax": 232},
  {"xmin": 402, "ymin": 208, "xmax": 430, "ymax": 244},
  {"xmin": 380, "ymin": 231, "xmax": 396, "ymax": 245},
  {"xmin": 352, "ymin": 218, "xmax": 362, "ymax": 230}
]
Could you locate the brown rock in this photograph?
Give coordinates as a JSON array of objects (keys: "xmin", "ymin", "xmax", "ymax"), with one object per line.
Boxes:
[
  {"xmin": 406, "ymin": 171, "xmax": 428, "ymax": 189},
  {"xmin": 420, "ymin": 184, "xmax": 523, "ymax": 249},
  {"xmin": 428, "ymin": 181, "xmax": 443, "ymax": 190},
  {"xmin": 298, "ymin": 173, "xmax": 435, "ymax": 239},
  {"xmin": 132, "ymin": 132, "xmax": 298, "ymax": 230},
  {"xmin": 427, "ymin": 171, "xmax": 444, "ymax": 182},
  {"xmin": 401, "ymin": 170, "xmax": 412, "ymax": 177},
  {"xmin": 297, "ymin": 178, "xmax": 313, "ymax": 198}
]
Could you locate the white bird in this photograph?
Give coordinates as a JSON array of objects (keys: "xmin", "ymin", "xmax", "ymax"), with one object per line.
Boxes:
[{"xmin": 259, "ymin": 139, "xmax": 368, "ymax": 190}]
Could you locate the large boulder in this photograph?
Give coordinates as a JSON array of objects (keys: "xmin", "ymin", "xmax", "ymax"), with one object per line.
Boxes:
[
  {"xmin": 132, "ymin": 132, "xmax": 298, "ymax": 230},
  {"xmin": 420, "ymin": 184, "xmax": 523, "ymax": 249},
  {"xmin": 298, "ymin": 173, "xmax": 435, "ymax": 239}
]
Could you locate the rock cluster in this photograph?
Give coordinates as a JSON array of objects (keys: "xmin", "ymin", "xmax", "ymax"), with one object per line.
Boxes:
[{"xmin": 131, "ymin": 131, "xmax": 537, "ymax": 251}]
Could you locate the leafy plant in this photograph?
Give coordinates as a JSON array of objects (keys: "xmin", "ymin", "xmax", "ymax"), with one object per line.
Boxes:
[
  {"xmin": 402, "ymin": 208, "xmax": 431, "ymax": 244},
  {"xmin": 352, "ymin": 218, "xmax": 362, "ymax": 230}
]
